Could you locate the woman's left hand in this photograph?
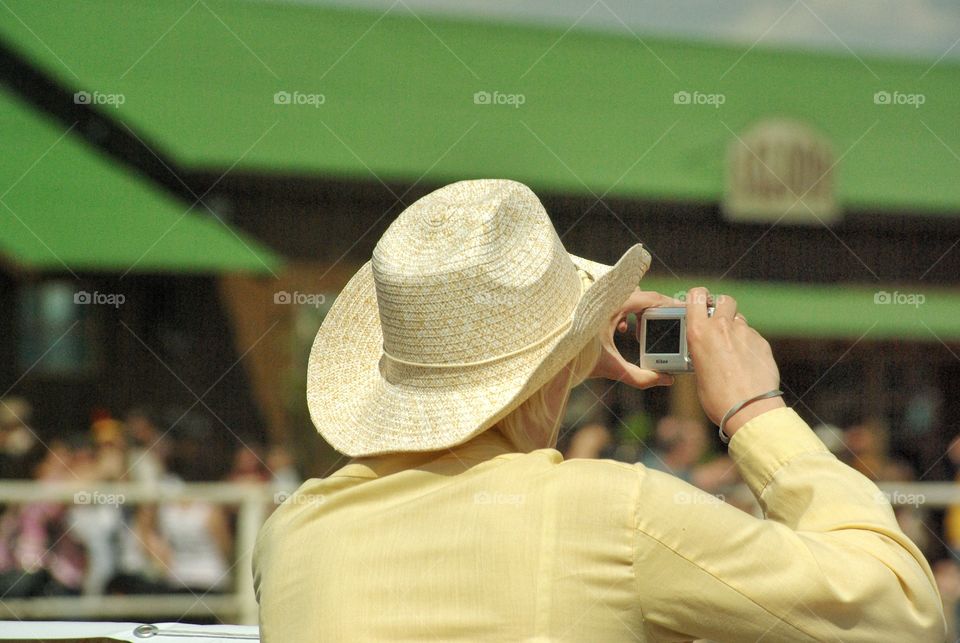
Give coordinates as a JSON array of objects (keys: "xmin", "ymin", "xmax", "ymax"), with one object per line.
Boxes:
[{"xmin": 588, "ymin": 288, "xmax": 678, "ymax": 389}]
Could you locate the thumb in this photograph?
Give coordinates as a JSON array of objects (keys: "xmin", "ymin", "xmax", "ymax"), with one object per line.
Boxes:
[{"xmin": 613, "ymin": 359, "xmax": 675, "ymax": 389}]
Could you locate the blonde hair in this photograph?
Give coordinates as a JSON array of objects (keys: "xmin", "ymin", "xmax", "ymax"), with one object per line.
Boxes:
[{"xmin": 493, "ymin": 335, "xmax": 603, "ymax": 452}]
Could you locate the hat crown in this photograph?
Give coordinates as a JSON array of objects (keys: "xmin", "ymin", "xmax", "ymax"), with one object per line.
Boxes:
[{"xmin": 372, "ymin": 179, "xmax": 580, "ymax": 366}]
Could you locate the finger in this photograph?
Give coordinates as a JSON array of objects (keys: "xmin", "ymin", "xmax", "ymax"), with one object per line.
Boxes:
[
  {"xmin": 714, "ymin": 293, "xmax": 738, "ymax": 319},
  {"xmin": 597, "ymin": 349, "xmax": 675, "ymax": 388},
  {"xmin": 734, "ymin": 312, "xmax": 748, "ymax": 324},
  {"xmin": 615, "ymin": 361, "xmax": 675, "ymax": 388},
  {"xmin": 617, "ymin": 319, "xmax": 629, "ymax": 333},
  {"xmin": 618, "ymin": 289, "xmax": 682, "ymax": 316},
  {"xmin": 686, "ymin": 286, "xmax": 710, "ymax": 329}
]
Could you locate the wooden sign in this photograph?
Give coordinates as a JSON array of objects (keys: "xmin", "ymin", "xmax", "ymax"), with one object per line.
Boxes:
[{"xmin": 724, "ymin": 118, "xmax": 839, "ymax": 224}]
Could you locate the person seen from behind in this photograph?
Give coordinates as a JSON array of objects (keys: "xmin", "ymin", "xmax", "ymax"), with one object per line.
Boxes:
[{"xmin": 254, "ymin": 179, "xmax": 944, "ymax": 641}]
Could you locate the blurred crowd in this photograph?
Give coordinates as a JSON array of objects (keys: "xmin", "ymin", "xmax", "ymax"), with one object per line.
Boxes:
[
  {"xmin": 3, "ymin": 391, "xmax": 960, "ymax": 636},
  {"xmin": 0, "ymin": 397, "xmax": 299, "ymax": 599}
]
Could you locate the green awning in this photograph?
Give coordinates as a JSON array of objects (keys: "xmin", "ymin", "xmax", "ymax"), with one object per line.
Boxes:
[
  {"xmin": 1, "ymin": 1, "xmax": 958, "ymax": 214},
  {"xmin": 638, "ymin": 276, "xmax": 958, "ymax": 342},
  {"xmin": 0, "ymin": 88, "xmax": 280, "ymax": 274}
]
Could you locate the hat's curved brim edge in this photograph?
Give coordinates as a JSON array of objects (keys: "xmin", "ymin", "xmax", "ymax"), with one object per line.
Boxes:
[{"xmin": 306, "ymin": 244, "xmax": 652, "ymax": 457}]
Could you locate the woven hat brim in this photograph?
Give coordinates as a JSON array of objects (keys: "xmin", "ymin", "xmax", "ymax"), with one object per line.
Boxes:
[{"xmin": 307, "ymin": 244, "xmax": 652, "ymax": 457}]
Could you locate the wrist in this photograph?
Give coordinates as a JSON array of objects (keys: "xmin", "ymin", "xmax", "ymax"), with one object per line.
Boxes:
[{"xmin": 723, "ymin": 396, "xmax": 786, "ymax": 438}]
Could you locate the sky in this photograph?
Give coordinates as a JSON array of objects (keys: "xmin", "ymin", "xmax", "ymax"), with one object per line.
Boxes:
[{"xmin": 267, "ymin": 0, "xmax": 960, "ymax": 62}]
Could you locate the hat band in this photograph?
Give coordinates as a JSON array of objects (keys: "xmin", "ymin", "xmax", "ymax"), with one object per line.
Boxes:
[{"xmin": 381, "ymin": 316, "xmax": 574, "ymax": 369}]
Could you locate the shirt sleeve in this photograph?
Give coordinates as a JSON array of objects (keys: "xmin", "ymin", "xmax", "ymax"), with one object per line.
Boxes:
[{"xmin": 632, "ymin": 406, "xmax": 946, "ymax": 643}]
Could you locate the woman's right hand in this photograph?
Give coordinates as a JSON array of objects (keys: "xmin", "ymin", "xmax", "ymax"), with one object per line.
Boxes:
[
  {"xmin": 589, "ymin": 288, "xmax": 677, "ymax": 389},
  {"xmin": 685, "ymin": 287, "xmax": 785, "ymax": 438}
]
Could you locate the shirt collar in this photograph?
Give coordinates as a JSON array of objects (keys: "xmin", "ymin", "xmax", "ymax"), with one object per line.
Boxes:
[{"xmin": 329, "ymin": 428, "xmax": 520, "ymax": 480}]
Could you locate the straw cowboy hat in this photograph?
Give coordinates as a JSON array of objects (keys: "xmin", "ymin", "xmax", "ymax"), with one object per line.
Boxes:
[{"xmin": 307, "ymin": 179, "xmax": 652, "ymax": 456}]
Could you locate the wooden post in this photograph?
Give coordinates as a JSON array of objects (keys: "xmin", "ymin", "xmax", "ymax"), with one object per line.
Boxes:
[{"xmin": 669, "ymin": 374, "xmax": 706, "ymax": 423}]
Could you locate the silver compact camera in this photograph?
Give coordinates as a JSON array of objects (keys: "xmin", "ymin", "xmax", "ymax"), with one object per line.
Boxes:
[{"xmin": 638, "ymin": 306, "xmax": 715, "ymax": 373}]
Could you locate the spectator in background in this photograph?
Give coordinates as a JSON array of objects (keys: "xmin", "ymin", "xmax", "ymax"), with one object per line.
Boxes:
[
  {"xmin": 0, "ymin": 441, "xmax": 86, "ymax": 597},
  {"xmin": 813, "ymin": 423, "xmax": 845, "ymax": 457},
  {"xmin": 941, "ymin": 435, "xmax": 960, "ymax": 556},
  {"xmin": 136, "ymin": 447, "xmax": 233, "ymax": 593},
  {"xmin": 89, "ymin": 418, "xmax": 127, "ymax": 481},
  {"xmin": 933, "ymin": 557, "xmax": 960, "ymax": 642},
  {"xmin": 843, "ymin": 418, "xmax": 932, "ymax": 559},
  {"xmin": 563, "ymin": 423, "xmax": 612, "ymax": 459},
  {"xmin": 266, "ymin": 445, "xmax": 301, "ymax": 493},
  {"xmin": 108, "ymin": 503, "xmax": 170, "ymax": 595},
  {"xmin": 0, "ymin": 397, "xmax": 38, "ymax": 480},
  {"xmin": 640, "ymin": 416, "xmax": 703, "ymax": 482},
  {"xmin": 69, "ymin": 420, "xmax": 129, "ymax": 596},
  {"xmin": 124, "ymin": 407, "xmax": 168, "ymax": 487},
  {"xmin": 105, "ymin": 410, "xmax": 177, "ymax": 595},
  {"xmin": 144, "ymin": 499, "xmax": 232, "ymax": 593},
  {"xmin": 842, "ymin": 417, "xmax": 913, "ymax": 482},
  {"xmin": 639, "ymin": 415, "xmax": 738, "ymax": 495},
  {"xmin": 227, "ymin": 444, "xmax": 270, "ymax": 484}
]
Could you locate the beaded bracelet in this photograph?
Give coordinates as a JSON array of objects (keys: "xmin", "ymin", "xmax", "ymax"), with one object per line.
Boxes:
[{"xmin": 718, "ymin": 389, "xmax": 784, "ymax": 445}]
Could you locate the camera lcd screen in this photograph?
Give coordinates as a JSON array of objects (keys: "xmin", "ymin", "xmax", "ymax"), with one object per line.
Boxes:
[{"xmin": 645, "ymin": 319, "xmax": 682, "ymax": 354}]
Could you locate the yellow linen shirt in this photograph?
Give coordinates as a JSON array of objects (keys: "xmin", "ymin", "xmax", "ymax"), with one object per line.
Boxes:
[{"xmin": 253, "ymin": 407, "xmax": 945, "ymax": 641}]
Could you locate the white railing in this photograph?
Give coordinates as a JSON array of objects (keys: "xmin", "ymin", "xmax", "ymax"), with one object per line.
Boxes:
[
  {"xmin": 0, "ymin": 480, "xmax": 957, "ymax": 624},
  {"xmin": 0, "ymin": 481, "xmax": 276, "ymax": 624}
]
